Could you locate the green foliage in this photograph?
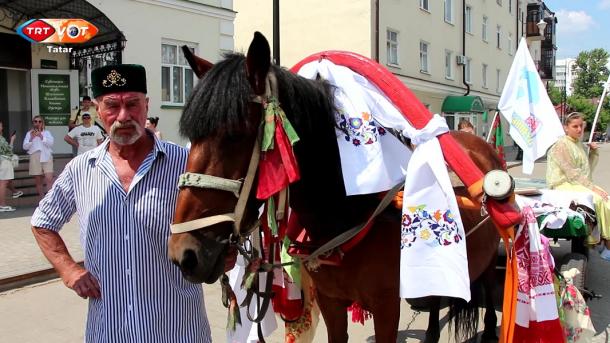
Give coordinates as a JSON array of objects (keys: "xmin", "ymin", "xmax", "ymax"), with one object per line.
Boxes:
[
  {"xmin": 546, "ymin": 82, "xmax": 563, "ymax": 105},
  {"xmin": 566, "ymin": 95, "xmax": 609, "ymax": 131},
  {"xmin": 572, "ymin": 48, "xmax": 610, "ymax": 98}
]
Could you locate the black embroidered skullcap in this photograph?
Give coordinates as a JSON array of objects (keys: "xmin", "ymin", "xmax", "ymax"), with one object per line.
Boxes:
[{"xmin": 91, "ymin": 64, "xmax": 147, "ymax": 98}]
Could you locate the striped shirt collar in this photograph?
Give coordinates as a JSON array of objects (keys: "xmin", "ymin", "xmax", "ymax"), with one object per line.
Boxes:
[{"xmin": 90, "ymin": 129, "xmax": 166, "ymax": 167}]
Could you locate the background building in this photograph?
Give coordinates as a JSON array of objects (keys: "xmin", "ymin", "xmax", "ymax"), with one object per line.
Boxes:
[
  {"xmin": 0, "ymin": 0, "xmax": 234, "ymax": 153},
  {"xmin": 555, "ymin": 58, "xmax": 578, "ymax": 96},
  {"xmin": 235, "ymin": 0, "xmax": 556, "ymax": 141}
]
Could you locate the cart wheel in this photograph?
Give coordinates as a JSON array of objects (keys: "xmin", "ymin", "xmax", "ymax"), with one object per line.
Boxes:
[{"xmin": 560, "ymin": 253, "xmax": 588, "ymax": 291}]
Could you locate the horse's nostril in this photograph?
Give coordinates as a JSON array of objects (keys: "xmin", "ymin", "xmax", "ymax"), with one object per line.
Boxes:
[{"xmin": 181, "ymin": 249, "xmax": 198, "ymax": 272}]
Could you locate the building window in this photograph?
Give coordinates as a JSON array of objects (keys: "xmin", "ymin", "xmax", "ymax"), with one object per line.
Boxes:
[
  {"xmin": 387, "ymin": 30, "xmax": 399, "ymax": 65},
  {"xmin": 465, "ymin": 58, "xmax": 472, "ymax": 84},
  {"xmin": 445, "ymin": 50, "xmax": 453, "ymax": 79},
  {"xmin": 420, "ymin": 0, "xmax": 429, "ymax": 11},
  {"xmin": 497, "ymin": 0, "xmax": 502, "ymax": 5},
  {"xmin": 482, "ymin": 16, "xmax": 488, "ymax": 41},
  {"xmin": 496, "ymin": 25, "xmax": 502, "ymax": 49},
  {"xmin": 508, "ymin": 33, "xmax": 513, "ymax": 55},
  {"xmin": 162, "ymin": 41, "xmax": 196, "ymax": 105},
  {"xmin": 444, "ymin": 0, "xmax": 453, "ymax": 23},
  {"xmin": 420, "ymin": 41, "xmax": 430, "ymax": 73},
  {"xmin": 482, "ymin": 64, "xmax": 488, "ymax": 88},
  {"xmin": 496, "ymin": 69, "xmax": 501, "ymax": 93},
  {"xmin": 465, "ymin": 6, "xmax": 473, "ymax": 33}
]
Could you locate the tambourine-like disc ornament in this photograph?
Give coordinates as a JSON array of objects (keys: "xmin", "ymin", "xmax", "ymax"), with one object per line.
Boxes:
[{"xmin": 483, "ymin": 170, "xmax": 515, "ymax": 200}]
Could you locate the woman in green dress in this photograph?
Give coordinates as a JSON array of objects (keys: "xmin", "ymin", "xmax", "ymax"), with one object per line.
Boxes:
[{"xmin": 546, "ymin": 112, "xmax": 610, "ymax": 260}]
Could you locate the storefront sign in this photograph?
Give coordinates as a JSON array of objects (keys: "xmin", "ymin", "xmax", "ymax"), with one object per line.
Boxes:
[{"xmin": 38, "ymin": 74, "xmax": 71, "ymax": 126}]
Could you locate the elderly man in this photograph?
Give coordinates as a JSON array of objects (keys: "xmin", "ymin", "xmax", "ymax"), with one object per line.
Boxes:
[{"xmin": 31, "ymin": 64, "xmax": 211, "ymax": 342}]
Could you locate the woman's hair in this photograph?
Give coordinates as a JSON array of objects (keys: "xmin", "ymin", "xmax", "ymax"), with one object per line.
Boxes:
[
  {"xmin": 564, "ymin": 112, "xmax": 583, "ymax": 125},
  {"xmin": 457, "ymin": 118, "xmax": 474, "ymax": 130},
  {"xmin": 147, "ymin": 116, "xmax": 159, "ymax": 126},
  {"xmin": 32, "ymin": 115, "xmax": 45, "ymax": 130}
]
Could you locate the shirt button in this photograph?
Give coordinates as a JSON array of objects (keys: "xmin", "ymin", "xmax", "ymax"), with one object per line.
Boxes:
[
  {"xmin": 128, "ymin": 304, "xmax": 133, "ymax": 311},
  {"xmin": 124, "ymin": 235, "xmax": 129, "ymax": 241},
  {"xmin": 126, "ymin": 269, "xmax": 131, "ymax": 275}
]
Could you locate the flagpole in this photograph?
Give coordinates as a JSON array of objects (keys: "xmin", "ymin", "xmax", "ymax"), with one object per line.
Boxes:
[
  {"xmin": 486, "ymin": 111, "xmax": 499, "ymax": 143},
  {"xmin": 588, "ymin": 73, "xmax": 610, "ymax": 145}
]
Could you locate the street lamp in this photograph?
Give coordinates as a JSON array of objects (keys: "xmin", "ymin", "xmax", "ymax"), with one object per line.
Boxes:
[{"xmin": 537, "ymin": 19, "xmax": 547, "ymax": 38}]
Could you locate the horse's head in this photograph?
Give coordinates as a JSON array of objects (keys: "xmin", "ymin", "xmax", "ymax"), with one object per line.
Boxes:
[{"xmin": 168, "ymin": 33, "xmax": 273, "ymax": 283}]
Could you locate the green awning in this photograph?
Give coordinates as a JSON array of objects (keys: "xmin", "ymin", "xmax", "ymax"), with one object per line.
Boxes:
[{"xmin": 441, "ymin": 95, "xmax": 486, "ymax": 113}]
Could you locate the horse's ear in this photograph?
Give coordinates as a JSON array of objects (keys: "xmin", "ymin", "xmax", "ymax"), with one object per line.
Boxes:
[
  {"xmin": 181, "ymin": 45, "xmax": 213, "ymax": 79},
  {"xmin": 246, "ymin": 31, "xmax": 271, "ymax": 95}
]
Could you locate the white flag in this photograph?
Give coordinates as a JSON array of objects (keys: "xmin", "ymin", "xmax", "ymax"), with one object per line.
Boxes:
[{"xmin": 498, "ymin": 37, "xmax": 564, "ymax": 174}]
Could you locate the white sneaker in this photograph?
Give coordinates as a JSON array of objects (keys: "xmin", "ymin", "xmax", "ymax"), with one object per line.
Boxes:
[
  {"xmin": 0, "ymin": 206, "xmax": 16, "ymax": 212},
  {"xmin": 601, "ymin": 248, "xmax": 610, "ymax": 262},
  {"xmin": 12, "ymin": 191, "xmax": 24, "ymax": 198}
]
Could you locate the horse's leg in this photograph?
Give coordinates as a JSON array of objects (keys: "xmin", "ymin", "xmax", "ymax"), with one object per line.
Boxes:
[
  {"xmin": 315, "ymin": 291, "xmax": 349, "ymax": 343},
  {"xmin": 481, "ymin": 254, "xmax": 499, "ymax": 342},
  {"xmin": 369, "ymin": 296, "xmax": 400, "ymax": 343},
  {"xmin": 424, "ymin": 296, "xmax": 441, "ymax": 343}
]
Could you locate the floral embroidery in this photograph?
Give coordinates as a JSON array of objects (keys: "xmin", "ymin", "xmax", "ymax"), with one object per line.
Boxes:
[
  {"xmin": 337, "ymin": 109, "xmax": 386, "ymax": 147},
  {"xmin": 400, "ymin": 205, "xmax": 462, "ymax": 249}
]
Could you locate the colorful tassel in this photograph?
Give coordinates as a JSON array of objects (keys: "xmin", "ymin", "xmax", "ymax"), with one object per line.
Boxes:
[
  {"xmin": 220, "ymin": 274, "xmax": 241, "ymax": 331},
  {"xmin": 241, "ymin": 257, "xmax": 262, "ymax": 291}
]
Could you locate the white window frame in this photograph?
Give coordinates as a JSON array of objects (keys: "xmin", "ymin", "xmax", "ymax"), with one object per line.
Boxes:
[
  {"xmin": 420, "ymin": 41, "xmax": 430, "ymax": 74},
  {"xmin": 508, "ymin": 33, "xmax": 513, "ymax": 55},
  {"xmin": 496, "ymin": 25, "xmax": 502, "ymax": 49},
  {"xmin": 445, "ymin": 50, "xmax": 454, "ymax": 79},
  {"xmin": 386, "ymin": 29, "xmax": 399, "ymax": 66},
  {"xmin": 465, "ymin": 6, "xmax": 473, "ymax": 34},
  {"xmin": 482, "ymin": 16, "xmax": 488, "ymax": 41},
  {"xmin": 482, "ymin": 63, "xmax": 488, "ymax": 88},
  {"xmin": 465, "ymin": 58, "xmax": 472, "ymax": 84},
  {"xmin": 162, "ymin": 40, "xmax": 197, "ymax": 106},
  {"xmin": 420, "ymin": 0, "xmax": 429, "ymax": 11},
  {"xmin": 444, "ymin": 0, "xmax": 453, "ymax": 23},
  {"xmin": 496, "ymin": 69, "xmax": 501, "ymax": 93}
]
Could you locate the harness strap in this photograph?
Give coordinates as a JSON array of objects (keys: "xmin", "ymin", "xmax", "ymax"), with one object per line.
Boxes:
[
  {"xmin": 171, "ymin": 214, "xmax": 236, "ymax": 234},
  {"xmin": 233, "ymin": 132, "xmax": 261, "ymax": 236},
  {"xmin": 303, "ymin": 181, "xmax": 405, "ymax": 263},
  {"xmin": 178, "ymin": 172, "xmax": 243, "ymax": 197}
]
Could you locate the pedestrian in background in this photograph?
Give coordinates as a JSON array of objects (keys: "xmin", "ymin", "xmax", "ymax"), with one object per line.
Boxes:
[
  {"xmin": 64, "ymin": 113, "xmax": 104, "ymax": 155},
  {"xmin": 23, "ymin": 115, "xmax": 54, "ymax": 199},
  {"xmin": 457, "ymin": 118, "xmax": 475, "ymax": 134},
  {"xmin": 145, "ymin": 116, "xmax": 163, "ymax": 139},
  {"xmin": 0, "ymin": 120, "xmax": 17, "ymax": 212}
]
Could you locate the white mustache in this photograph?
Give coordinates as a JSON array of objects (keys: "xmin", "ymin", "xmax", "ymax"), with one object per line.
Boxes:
[{"xmin": 111, "ymin": 120, "xmax": 138, "ymax": 134}]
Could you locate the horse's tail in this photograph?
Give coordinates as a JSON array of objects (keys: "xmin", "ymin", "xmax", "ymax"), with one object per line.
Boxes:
[{"xmin": 447, "ymin": 280, "xmax": 483, "ymax": 342}]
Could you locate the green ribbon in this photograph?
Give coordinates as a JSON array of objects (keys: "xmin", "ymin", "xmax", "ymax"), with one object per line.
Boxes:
[
  {"xmin": 280, "ymin": 236, "xmax": 301, "ymax": 286},
  {"xmin": 261, "ymin": 97, "xmax": 300, "ymax": 152},
  {"xmin": 266, "ymin": 198, "xmax": 278, "ymax": 236}
]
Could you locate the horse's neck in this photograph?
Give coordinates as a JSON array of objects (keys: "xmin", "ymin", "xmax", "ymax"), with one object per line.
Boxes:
[{"xmin": 289, "ymin": 185, "xmax": 380, "ymax": 242}]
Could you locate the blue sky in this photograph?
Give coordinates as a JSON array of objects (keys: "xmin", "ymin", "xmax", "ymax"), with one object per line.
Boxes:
[{"xmin": 550, "ymin": 0, "xmax": 610, "ymax": 59}]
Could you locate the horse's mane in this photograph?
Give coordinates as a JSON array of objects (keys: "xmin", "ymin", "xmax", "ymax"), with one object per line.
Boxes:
[{"xmin": 180, "ymin": 53, "xmax": 337, "ymax": 142}]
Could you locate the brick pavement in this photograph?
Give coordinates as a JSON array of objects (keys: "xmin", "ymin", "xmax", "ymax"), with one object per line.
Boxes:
[{"xmin": 0, "ymin": 206, "xmax": 83, "ymax": 280}]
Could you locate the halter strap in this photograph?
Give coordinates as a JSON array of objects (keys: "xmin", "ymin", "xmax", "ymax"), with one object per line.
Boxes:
[{"xmin": 178, "ymin": 172, "xmax": 243, "ymax": 197}]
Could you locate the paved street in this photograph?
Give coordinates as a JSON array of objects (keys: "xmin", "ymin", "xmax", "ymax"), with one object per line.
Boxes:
[{"xmin": 1, "ymin": 144, "xmax": 609, "ymax": 342}]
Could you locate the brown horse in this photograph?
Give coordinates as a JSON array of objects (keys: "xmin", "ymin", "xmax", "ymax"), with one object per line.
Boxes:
[{"xmin": 168, "ymin": 32, "xmax": 507, "ymax": 342}]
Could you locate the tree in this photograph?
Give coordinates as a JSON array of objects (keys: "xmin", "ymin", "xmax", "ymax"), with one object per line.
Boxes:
[
  {"xmin": 566, "ymin": 95, "xmax": 609, "ymax": 132},
  {"xmin": 546, "ymin": 82, "xmax": 563, "ymax": 105},
  {"xmin": 572, "ymin": 48, "xmax": 610, "ymax": 98}
]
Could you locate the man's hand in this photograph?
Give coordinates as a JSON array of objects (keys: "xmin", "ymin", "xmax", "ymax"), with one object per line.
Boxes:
[
  {"xmin": 587, "ymin": 142, "xmax": 599, "ymax": 150},
  {"xmin": 61, "ymin": 265, "xmax": 101, "ymax": 299}
]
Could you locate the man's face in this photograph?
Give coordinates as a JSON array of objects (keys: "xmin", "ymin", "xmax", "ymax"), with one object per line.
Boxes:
[
  {"xmin": 82, "ymin": 99, "xmax": 92, "ymax": 108},
  {"xmin": 96, "ymin": 92, "xmax": 149, "ymax": 146}
]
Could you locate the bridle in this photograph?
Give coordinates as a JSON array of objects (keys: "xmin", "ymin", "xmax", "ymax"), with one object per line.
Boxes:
[{"xmin": 169, "ymin": 73, "xmax": 281, "ymax": 241}]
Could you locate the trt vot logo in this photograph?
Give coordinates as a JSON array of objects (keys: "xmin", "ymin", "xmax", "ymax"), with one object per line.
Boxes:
[{"xmin": 17, "ymin": 19, "xmax": 98, "ymax": 44}]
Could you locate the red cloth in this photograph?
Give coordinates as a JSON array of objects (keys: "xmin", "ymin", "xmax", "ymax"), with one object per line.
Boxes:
[{"xmin": 256, "ymin": 117, "xmax": 300, "ymax": 200}]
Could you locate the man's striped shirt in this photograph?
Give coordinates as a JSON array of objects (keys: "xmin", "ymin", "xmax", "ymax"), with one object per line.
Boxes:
[{"xmin": 32, "ymin": 136, "xmax": 211, "ymax": 342}]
